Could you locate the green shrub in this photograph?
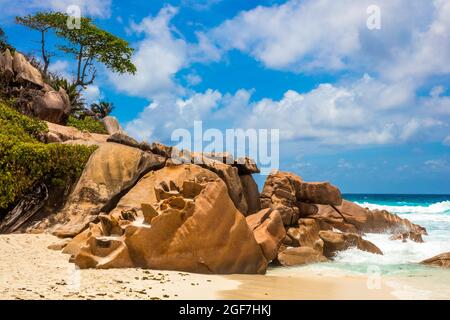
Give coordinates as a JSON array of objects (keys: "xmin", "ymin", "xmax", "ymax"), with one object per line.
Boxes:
[
  {"xmin": 0, "ymin": 101, "xmax": 97, "ymax": 209},
  {"xmin": 67, "ymin": 115, "xmax": 108, "ymax": 134},
  {"xmin": 0, "ymin": 103, "xmax": 48, "ymax": 140}
]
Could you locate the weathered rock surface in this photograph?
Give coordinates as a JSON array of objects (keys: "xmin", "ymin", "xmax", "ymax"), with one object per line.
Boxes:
[
  {"xmin": 45, "ymin": 121, "xmax": 108, "ymax": 145},
  {"xmin": 193, "ymin": 154, "xmax": 248, "ymax": 215},
  {"xmin": 32, "ymin": 90, "xmax": 71, "ymax": 124},
  {"xmin": 286, "ymin": 218, "xmax": 324, "ymax": 252},
  {"xmin": 240, "ymin": 174, "xmax": 261, "ymax": 215},
  {"xmin": 12, "ymin": 51, "xmax": 44, "ymax": 87},
  {"xmin": 47, "ymin": 238, "xmax": 71, "ymax": 251},
  {"xmin": 107, "ymin": 164, "xmax": 218, "ymax": 219},
  {"xmin": 48, "ymin": 143, "xmax": 165, "ymax": 237},
  {"xmin": 389, "ymin": 231, "xmax": 424, "ymax": 243},
  {"xmin": 107, "ymin": 131, "xmax": 140, "ymax": 149},
  {"xmin": 234, "ymin": 157, "xmax": 260, "ymax": 175},
  {"xmin": 145, "ymin": 144, "xmax": 249, "ymax": 214},
  {"xmin": 277, "ymin": 246, "xmax": 328, "ymax": 266},
  {"xmin": 101, "ymin": 116, "xmax": 122, "ymax": 135},
  {"xmin": 260, "ymin": 171, "xmax": 302, "ymax": 226},
  {"xmin": 335, "ymin": 200, "xmax": 426, "ymax": 234},
  {"xmin": 150, "ymin": 142, "xmax": 174, "ymax": 158},
  {"xmin": 420, "ymin": 252, "xmax": 450, "ymax": 268},
  {"xmin": 66, "ymin": 169, "xmax": 268, "ymax": 274},
  {"xmin": 298, "ymin": 182, "xmax": 342, "ymax": 206},
  {"xmin": 319, "ymin": 230, "xmax": 383, "ymax": 258},
  {"xmin": 0, "ymin": 49, "xmax": 14, "ymax": 81},
  {"xmin": 246, "ymin": 208, "xmax": 286, "ymax": 262},
  {"xmin": 297, "ymin": 202, "xmax": 319, "ymax": 217}
]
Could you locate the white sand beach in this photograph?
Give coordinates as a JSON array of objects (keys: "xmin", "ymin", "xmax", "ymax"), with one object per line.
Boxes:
[{"xmin": 3, "ymin": 233, "xmax": 448, "ymax": 300}]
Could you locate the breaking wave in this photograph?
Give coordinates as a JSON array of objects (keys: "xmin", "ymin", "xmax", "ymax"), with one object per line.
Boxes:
[{"xmin": 355, "ymin": 201, "xmax": 450, "ymax": 214}]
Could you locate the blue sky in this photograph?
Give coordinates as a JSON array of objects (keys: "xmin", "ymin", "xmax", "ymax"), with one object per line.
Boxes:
[{"xmin": 1, "ymin": 0, "xmax": 450, "ymax": 193}]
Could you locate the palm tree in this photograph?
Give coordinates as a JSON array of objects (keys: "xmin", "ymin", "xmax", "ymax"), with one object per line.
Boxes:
[{"xmin": 90, "ymin": 101, "xmax": 114, "ymax": 119}]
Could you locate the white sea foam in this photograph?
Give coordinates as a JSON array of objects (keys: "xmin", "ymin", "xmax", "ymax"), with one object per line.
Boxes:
[
  {"xmin": 355, "ymin": 200, "xmax": 450, "ymax": 214},
  {"xmin": 334, "ymin": 233, "xmax": 450, "ymax": 266}
]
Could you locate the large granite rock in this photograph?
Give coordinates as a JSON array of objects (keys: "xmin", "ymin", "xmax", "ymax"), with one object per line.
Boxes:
[
  {"xmin": 12, "ymin": 51, "xmax": 44, "ymax": 87},
  {"xmin": 246, "ymin": 208, "xmax": 286, "ymax": 262},
  {"xmin": 420, "ymin": 252, "xmax": 450, "ymax": 268},
  {"xmin": 49, "ymin": 143, "xmax": 165, "ymax": 237},
  {"xmin": 67, "ymin": 168, "xmax": 268, "ymax": 274}
]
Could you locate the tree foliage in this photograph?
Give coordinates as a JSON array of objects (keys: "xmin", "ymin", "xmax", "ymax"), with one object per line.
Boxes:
[
  {"xmin": 16, "ymin": 12, "xmax": 136, "ymax": 88},
  {"xmin": 15, "ymin": 12, "xmax": 64, "ymax": 76}
]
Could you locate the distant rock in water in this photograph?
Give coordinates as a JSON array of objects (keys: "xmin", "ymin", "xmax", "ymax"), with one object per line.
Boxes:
[{"xmin": 421, "ymin": 252, "xmax": 450, "ymax": 268}]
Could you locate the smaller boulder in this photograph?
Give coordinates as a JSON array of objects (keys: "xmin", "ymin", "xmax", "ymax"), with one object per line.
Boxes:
[
  {"xmin": 32, "ymin": 90, "xmax": 70, "ymax": 124},
  {"xmin": 298, "ymin": 181, "xmax": 342, "ymax": 206},
  {"xmin": 233, "ymin": 157, "xmax": 260, "ymax": 174},
  {"xmin": 277, "ymin": 247, "xmax": 327, "ymax": 266},
  {"xmin": 47, "ymin": 238, "xmax": 72, "ymax": 251},
  {"xmin": 319, "ymin": 230, "xmax": 382, "ymax": 258},
  {"xmin": 101, "ymin": 116, "xmax": 123, "ymax": 135},
  {"xmin": 389, "ymin": 231, "xmax": 424, "ymax": 243},
  {"xmin": 107, "ymin": 131, "xmax": 140, "ymax": 149}
]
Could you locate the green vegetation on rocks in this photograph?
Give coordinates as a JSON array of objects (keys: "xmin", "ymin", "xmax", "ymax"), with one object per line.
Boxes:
[
  {"xmin": 0, "ymin": 101, "xmax": 96, "ymax": 209},
  {"xmin": 66, "ymin": 115, "xmax": 108, "ymax": 134}
]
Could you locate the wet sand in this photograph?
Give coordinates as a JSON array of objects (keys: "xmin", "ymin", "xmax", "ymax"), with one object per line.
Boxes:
[{"xmin": 0, "ymin": 234, "xmax": 444, "ymax": 300}]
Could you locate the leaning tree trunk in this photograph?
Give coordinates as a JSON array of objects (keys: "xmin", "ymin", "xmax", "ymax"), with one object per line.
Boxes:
[{"xmin": 0, "ymin": 183, "xmax": 48, "ymax": 233}]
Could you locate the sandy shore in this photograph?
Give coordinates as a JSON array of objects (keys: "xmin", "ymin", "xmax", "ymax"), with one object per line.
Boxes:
[{"xmin": 0, "ymin": 234, "xmax": 443, "ymax": 300}]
